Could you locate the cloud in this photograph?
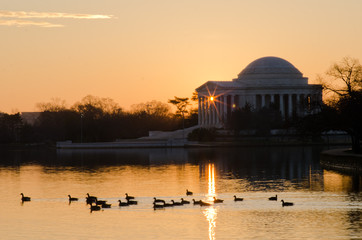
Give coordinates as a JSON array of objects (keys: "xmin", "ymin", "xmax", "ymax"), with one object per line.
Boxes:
[
  {"xmin": 0, "ymin": 10, "xmax": 113, "ymax": 19},
  {"xmin": 0, "ymin": 10, "xmax": 114, "ymax": 28},
  {"xmin": 0, "ymin": 20, "xmax": 63, "ymax": 28}
]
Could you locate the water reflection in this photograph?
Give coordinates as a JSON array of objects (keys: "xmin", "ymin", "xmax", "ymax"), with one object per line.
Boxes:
[
  {"xmin": 204, "ymin": 163, "xmax": 217, "ymax": 240},
  {"xmin": 0, "ymin": 147, "xmax": 361, "ymax": 240}
]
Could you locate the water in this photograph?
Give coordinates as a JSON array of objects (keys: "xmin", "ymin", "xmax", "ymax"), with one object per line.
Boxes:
[{"xmin": 0, "ymin": 146, "xmax": 361, "ymax": 240}]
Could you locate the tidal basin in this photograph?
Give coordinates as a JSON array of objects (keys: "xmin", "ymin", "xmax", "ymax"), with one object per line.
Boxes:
[{"xmin": 0, "ymin": 146, "xmax": 361, "ymax": 240}]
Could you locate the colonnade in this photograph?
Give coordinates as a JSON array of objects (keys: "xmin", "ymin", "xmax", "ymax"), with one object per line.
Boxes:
[{"xmin": 198, "ymin": 93, "xmax": 321, "ymax": 127}]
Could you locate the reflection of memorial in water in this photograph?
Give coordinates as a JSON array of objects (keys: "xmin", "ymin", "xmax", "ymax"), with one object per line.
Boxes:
[{"xmin": 203, "ymin": 163, "xmax": 217, "ymax": 240}]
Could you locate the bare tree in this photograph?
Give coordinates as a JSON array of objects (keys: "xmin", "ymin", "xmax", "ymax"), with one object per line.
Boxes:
[
  {"xmin": 322, "ymin": 57, "xmax": 362, "ymax": 97},
  {"xmin": 319, "ymin": 57, "xmax": 362, "ymax": 153},
  {"xmin": 131, "ymin": 100, "xmax": 171, "ymax": 117},
  {"xmin": 36, "ymin": 98, "xmax": 68, "ymax": 112}
]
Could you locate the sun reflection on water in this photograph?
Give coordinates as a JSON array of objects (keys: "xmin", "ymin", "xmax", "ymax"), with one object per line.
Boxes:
[{"xmin": 203, "ymin": 163, "xmax": 217, "ymax": 240}]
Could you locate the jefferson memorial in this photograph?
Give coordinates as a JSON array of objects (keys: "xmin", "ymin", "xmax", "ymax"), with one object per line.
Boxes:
[{"xmin": 196, "ymin": 56, "xmax": 323, "ymax": 128}]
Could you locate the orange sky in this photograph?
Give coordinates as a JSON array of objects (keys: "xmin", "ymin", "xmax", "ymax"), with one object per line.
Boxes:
[{"xmin": 1, "ymin": 0, "xmax": 362, "ymax": 113}]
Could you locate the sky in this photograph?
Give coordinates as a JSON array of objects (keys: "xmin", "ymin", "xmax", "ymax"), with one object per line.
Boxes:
[{"xmin": 1, "ymin": 0, "xmax": 362, "ymax": 113}]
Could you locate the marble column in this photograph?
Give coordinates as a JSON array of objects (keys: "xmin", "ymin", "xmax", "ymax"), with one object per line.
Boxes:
[
  {"xmin": 261, "ymin": 94, "xmax": 265, "ymax": 108},
  {"xmin": 280, "ymin": 94, "xmax": 284, "ymax": 118},
  {"xmin": 288, "ymin": 94, "xmax": 292, "ymax": 117}
]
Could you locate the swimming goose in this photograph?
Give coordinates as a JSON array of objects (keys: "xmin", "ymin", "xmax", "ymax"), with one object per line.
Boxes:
[
  {"xmin": 90, "ymin": 203, "xmax": 101, "ymax": 211},
  {"xmin": 192, "ymin": 199, "xmax": 201, "ymax": 205},
  {"xmin": 153, "ymin": 203, "xmax": 165, "ymax": 209},
  {"xmin": 90, "ymin": 206, "xmax": 101, "ymax": 211},
  {"xmin": 20, "ymin": 193, "xmax": 31, "ymax": 202},
  {"xmin": 269, "ymin": 195, "xmax": 278, "ymax": 201},
  {"xmin": 163, "ymin": 202, "xmax": 173, "ymax": 207},
  {"xmin": 233, "ymin": 195, "xmax": 243, "ymax": 201},
  {"xmin": 186, "ymin": 189, "xmax": 193, "ymax": 196},
  {"xmin": 181, "ymin": 198, "xmax": 190, "ymax": 204},
  {"xmin": 171, "ymin": 200, "xmax": 183, "ymax": 206},
  {"xmin": 200, "ymin": 200, "xmax": 212, "ymax": 206},
  {"xmin": 86, "ymin": 193, "xmax": 97, "ymax": 204},
  {"xmin": 125, "ymin": 193, "xmax": 135, "ymax": 200},
  {"xmin": 118, "ymin": 200, "xmax": 129, "ymax": 206},
  {"xmin": 127, "ymin": 199, "xmax": 138, "ymax": 205},
  {"xmin": 281, "ymin": 200, "xmax": 294, "ymax": 207},
  {"xmin": 213, "ymin": 197, "xmax": 224, "ymax": 203},
  {"xmin": 153, "ymin": 197, "xmax": 165, "ymax": 204},
  {"xmin": 96, "ymin": 200, "xmax": 107, "ymax": 205},
  {"xmin": 68, "ymin": 195, "xmax": 78, "ymax": 201},
  {"xmin": 101, "ymin": 203, "xmax": 111, "ymax": 208}
]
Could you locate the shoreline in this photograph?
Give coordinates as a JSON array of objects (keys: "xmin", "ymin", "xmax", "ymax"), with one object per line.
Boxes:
[{"xmin": 320, "ymin": 148, "xmax": 362, "ymax": 174}]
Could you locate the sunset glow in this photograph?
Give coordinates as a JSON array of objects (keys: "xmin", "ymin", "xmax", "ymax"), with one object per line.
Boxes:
[{"xmin": 1, "ymin": 0, "xmax": 362, "ymax": 113}]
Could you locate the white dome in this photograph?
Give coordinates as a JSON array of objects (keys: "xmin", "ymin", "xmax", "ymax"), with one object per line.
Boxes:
[
  {"xmin": 237, "ymin": 56, "xmax": 303, "ymax": 79},
  {"xmin": 235, "ymin": 56, "xmax": 307, "ymax": 85}
]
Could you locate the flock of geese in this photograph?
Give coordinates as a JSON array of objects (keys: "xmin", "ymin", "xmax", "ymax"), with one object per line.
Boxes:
[{"xmin": 20, "ymin": 191, "xmax": 294, "ymax": 211}]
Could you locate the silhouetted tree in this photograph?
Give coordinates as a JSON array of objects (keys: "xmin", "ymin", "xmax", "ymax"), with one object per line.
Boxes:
[{"xmin": 318, "ymin": 57, "xmax": 362, "ymax": 153}]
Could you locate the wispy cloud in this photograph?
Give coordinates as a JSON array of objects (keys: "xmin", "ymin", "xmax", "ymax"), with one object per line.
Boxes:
[
  {"xmin": 0, "ymin": 11, "xmax": 113, "ymax": 19},
  {"xmin": 0, "ymin": 10, "xmax": 114, "ymax": 28},
  {"xmin": 0, "ymin": 19, "xmax": 63, "ymax": 28}
]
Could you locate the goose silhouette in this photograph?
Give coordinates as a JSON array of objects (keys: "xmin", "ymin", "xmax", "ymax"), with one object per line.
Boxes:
[
  {"xmin": 86, "ymin": 193, "xmax": 97, "ymax": 204},
  {"xmin": 96, "ymin": 200, "xmax": 107, "ymax": 205},
  {"xmin": 125, "ymin": 193, "xmax": 135, "ymax": 200},
  {"xmin": 171, "ymin": 200, "xmax": 183, "ymax": 206},
  {"xmin": 127, "ymin": 199, "xmax": 138, "ymax": 205},
  {"xmin": 153, "ymin": 197, "xmax": 165, "ymax": 204},
  {"xmin": 181, "ymin": 198, "xmax": 190, "ymax": 204},
  {"xmin": 90, "ymin": 203, "xmax": 101, "ymax": 211},
  {"xmin": 234, "ymin": 195, "xmax": 243, "ymax": 201},
  {"xmin": 101, "ymin": 203, "xmax": 111, "ymax": 208},
  {"xmin": 192, "ymin": 199, "xmax": 201, "ymax": 205},
  {"xmin": 20, "ymin": 193, "xmax": 31, "ymax": 202},
  {"xmin": 68, "ymin": 195, "xmax": 78, "ymax": 201},
  {"xmin": 163, "ymin": 202, "xmax": 173, "ymax": 207},
  {"xmin": 200, "ymin": 200, "xmax": 212, "ymax": 206},
  {"xmin": 186, "ymin": 189, "xmax": 193, "ymax": 196},
  {"xmin": 281, "ymin": 200, "xmax": 294, "ymax": 207},
  {"xmin": 118, "ymin": 200, "xmax": 129, "ymax": 206},
  {"xmin": 269, "ymin": 195, "xmax": 278, "ymax": 201},
  {"xmin": 213, "ymin": 197, "xmax": 224, "ymax": 203},
  {"xmin": 153, "ymin": 203, "xmax": 165, "ymax": 209}
]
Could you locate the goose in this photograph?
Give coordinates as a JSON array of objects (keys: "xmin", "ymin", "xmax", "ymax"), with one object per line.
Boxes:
[
  {"xmin": 118, "ymin": 200, "xmax": 129, "ymax": 206},
  {"xmin": 233, "ymin": 195, "xmax": 243, "ymax": 201},
  {"xmin": 86, "ymin": 193, "xmax": 97, "ymax": 204},
  {"xmin": 127, "ymin": 199, "xmax": 138, "ymax": 205},
  {"xmin": 153, "ymin": 203, "xmax": 165, "ymax": 209},
  {"xmin": 101, "ymin": 203, "xmax": 111, "ymax": 208},
  {"xmin": 186, "ymin": 189, "xmax": 193, "ymax": 196},
  {"xmin": 153, "ymin": 197, "xmax": 165, "ymax": 204},
  {"xmin": 163, "ymin": 202, "xmax": 174, "ymax": 207},
  {"xmin": 90, "ymin": 203, "xmax": 101, "ymax": 211},
  {"xmin": 68, "ymin": 195, "xmax": 78, "ymax": 201},
  {"xmin": 200, "ymin": 200, "xmax": 212, "ymax": 206},
  {"xmin": 96, "ymin": 200, "xmax": 107, "ymax": 205},
  {"xmin": 20, "ymin": 193, "xmax": 31, "ymax": 202},
  {"xmin": 281, "ymin": 200, "xmax": 294, "ymax": 207},
  {"xmin": 213, "ymin": 197, "xmax": 224, "ymax": 203},
  {"xmin": 192, "ymin": 199, "xmax": 201, "ymax": 205},
  {"xmin": 181, "ymin": 198, "xmax": 190, "ymax": 204},
  {"xmin": 269, "ymin": 195, "xmax": 278, "ymax": 201},
  {"xmin": 125, "ymin": 193, "xmax": 135, "ymax": 200},
  {"xmin": 171, "ymin": 200, "xmax": 183, "ymax": 206}
]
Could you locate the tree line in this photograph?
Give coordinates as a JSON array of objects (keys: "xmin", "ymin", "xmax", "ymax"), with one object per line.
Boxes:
[
  {"xmin": 0, "ymin": 96, "xmax": 198, "ymax": 144},
  {"xmin": 1, "ymin": 57, "xmax": 361, "ymax": 153}
]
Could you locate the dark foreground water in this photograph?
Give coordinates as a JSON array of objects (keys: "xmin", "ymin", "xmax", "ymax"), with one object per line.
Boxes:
[{"xmin": 0, "ymin": 146, "xmax": 361, "ymax": 240}]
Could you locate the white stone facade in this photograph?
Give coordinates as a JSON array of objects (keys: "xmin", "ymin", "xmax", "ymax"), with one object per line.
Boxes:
[{"xmin": 196, "ymin": 57, "xmax": 323, "ymax": 128}]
